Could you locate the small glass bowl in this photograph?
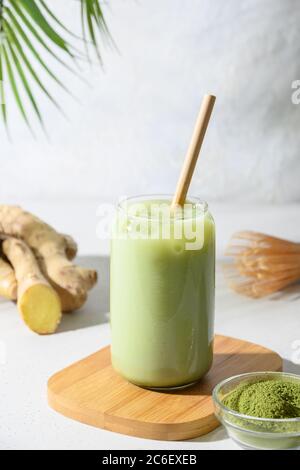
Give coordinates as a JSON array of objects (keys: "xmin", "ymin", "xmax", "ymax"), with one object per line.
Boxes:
[{"xmin": 212, "ymin": 372, "xmax": 300, "ymax": 450}]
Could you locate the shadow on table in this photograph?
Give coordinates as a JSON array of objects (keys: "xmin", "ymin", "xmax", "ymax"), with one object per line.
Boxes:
[
  {"xmin": 283, "ymin": 358, "xmax": 300, "ymax": 374},
  {"xmin": 57, "ymin": 255, "xmax": 110, "ymax": 333},
  {"xmin": 270, "ymin": 282, "xmax": 300, "ymax": 301},
  {"xmin": 190, "ymin": 425, "xmax": 227, "ymax": 443}
]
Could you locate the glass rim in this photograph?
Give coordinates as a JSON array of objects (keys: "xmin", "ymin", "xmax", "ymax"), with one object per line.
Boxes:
[{"xmin": 117, "ymin": 194, "xmax": 208, "ymax": 221}]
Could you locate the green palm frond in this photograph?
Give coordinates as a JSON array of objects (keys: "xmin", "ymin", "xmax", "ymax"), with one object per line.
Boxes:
[
  {"xmin": 0, "ymin": 45, "xmax": 7, "ymax": 125},
  {"xmin": 80, "ymin": 0, "xmax": 112, "ymax": 63},
  {"xmin": 0, "ymin": 0, "xmax": 110, "ymax": 132}
]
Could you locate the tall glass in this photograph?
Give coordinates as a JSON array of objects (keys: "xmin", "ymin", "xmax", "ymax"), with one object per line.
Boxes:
[{"xmin": 110, "ymin": 195, "xmax": 215, "ymax": 389}]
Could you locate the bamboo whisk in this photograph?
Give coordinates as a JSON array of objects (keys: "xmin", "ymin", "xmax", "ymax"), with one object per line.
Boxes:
[{"xmin": 224, "ymin": 231, "xmax": 300, "ymax": 298}]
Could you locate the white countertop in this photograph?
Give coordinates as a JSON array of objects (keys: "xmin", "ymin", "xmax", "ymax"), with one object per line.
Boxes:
[{"xmin": 0, "ymin": 202, "xmax": 299, "ymax": 450}]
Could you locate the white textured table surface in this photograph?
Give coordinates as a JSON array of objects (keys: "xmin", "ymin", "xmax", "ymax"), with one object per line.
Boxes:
[{"xmin": 0, "ymin": 203, "xmax": 299, "ymax": 450}]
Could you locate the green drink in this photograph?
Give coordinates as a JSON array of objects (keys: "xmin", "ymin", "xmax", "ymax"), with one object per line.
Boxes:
[{"xmin": 110, "ymin": 195, "xmax": 215, "ymax": 389}]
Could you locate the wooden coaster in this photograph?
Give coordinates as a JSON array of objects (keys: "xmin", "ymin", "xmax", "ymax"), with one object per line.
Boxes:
[{"xmin": 48, "ymin": 335, "xmax": 282, "ymax": 441}]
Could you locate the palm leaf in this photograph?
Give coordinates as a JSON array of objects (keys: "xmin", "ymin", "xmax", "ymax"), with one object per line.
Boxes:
[
  {"xmin": 86, "ymin": 0, "xmax": 101, "ymax": 63},
  {"xmin": 80, "ymin": 0, "xmax": 113, "ymax": 62},
  {"xmin": 0, "ymin": 43, "xmax": 7, "ymax": 125},
  {"xmin": 6, "ymin": 35, "xmax": 43, "ymax": 126},
  {"xmin": 19, "ymin": 0, "xmax": 74, "ymax": 57},
  {"xmin": 92, "ymin": 0, "xmax": 111, "ymax": 39},
  {"xmin": 3, "ymin": 16, "xmax": 63, "ymax": 114},
  {"xmin": 2, "ymin": 41, "xmax": 30, "ymax": 126},
  {"xmin": 0, "ymin": 0, "xmax": 111, "ymax": 131},
  {"xmin": 9, "ymin": 1, "xmax": 78, "ymax": 74},
  {"xmin": 5, "ymin": 8, "xmax": 74, "ymax": 96},
  {"xmin": 38, "ymin": 0, "xmax": 82, "ymax": 41},
  {"xmin": 0, "ymin": 0, "xmax": 5, "ymax": 124}
]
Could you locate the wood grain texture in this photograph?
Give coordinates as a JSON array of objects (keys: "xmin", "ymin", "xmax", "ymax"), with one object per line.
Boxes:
[{"xmin": 48, "ymin": 335, "xmax": 282, "ymax": 441}]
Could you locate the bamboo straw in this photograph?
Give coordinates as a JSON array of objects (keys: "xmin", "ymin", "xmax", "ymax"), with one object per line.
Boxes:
[{"xmin": 171, "ymin": 94, "xmax": 216, "ymax": 209}]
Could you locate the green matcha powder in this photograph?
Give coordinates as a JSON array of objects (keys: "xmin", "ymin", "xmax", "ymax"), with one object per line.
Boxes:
[{"xmin": 223, "ymin": 379, "xmax": 300, "ymax": 419}]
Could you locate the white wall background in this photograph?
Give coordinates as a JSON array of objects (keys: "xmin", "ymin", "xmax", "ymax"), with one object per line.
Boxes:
[{"xmin": 1, "ymin": 0, "xmax": 300, "ymax": 205}]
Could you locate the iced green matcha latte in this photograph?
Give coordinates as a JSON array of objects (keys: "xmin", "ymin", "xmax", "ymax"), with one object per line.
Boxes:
[{"xmin": 110, "ymin": 195, "xmax": 215, "ymax": 389}]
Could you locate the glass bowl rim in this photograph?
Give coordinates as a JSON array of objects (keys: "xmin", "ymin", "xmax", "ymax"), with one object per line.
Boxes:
[{"xmin": 212, "ymin": 371, "xmax": 300, "ymax": 424}]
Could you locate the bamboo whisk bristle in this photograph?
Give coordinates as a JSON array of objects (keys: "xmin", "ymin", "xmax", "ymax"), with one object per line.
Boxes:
[{"xmin": 224, "ymin": 231, "xmax": 300, "ymax": 298}]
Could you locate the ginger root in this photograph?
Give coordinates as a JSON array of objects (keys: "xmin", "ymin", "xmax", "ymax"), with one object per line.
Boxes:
[
  {"xmin": 47, "ymin": 232, "xmax": 84, "ymax": 311},
  {"xmin": 0, "ymin": 205, "xmax": 97, "ymax": 311},
  {"xmin": 3, "ymin": 238, "xmax": 61, "ymax": 334},
  {"xmin": 48, "ymin": 280, "xmax": 87, "ymax": 313},
  {"xmin": 62, "ymin": 233, "xmax": 78, "ymax": 261},
  {"xmin": 0, "ymin": 257, "xmax": 17, "ymax": 300}
]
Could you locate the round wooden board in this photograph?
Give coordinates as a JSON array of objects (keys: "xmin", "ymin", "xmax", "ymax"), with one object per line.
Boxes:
[{"xmin": 47, "ymin": 335, "xmax": 282, "ymax": 441}]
